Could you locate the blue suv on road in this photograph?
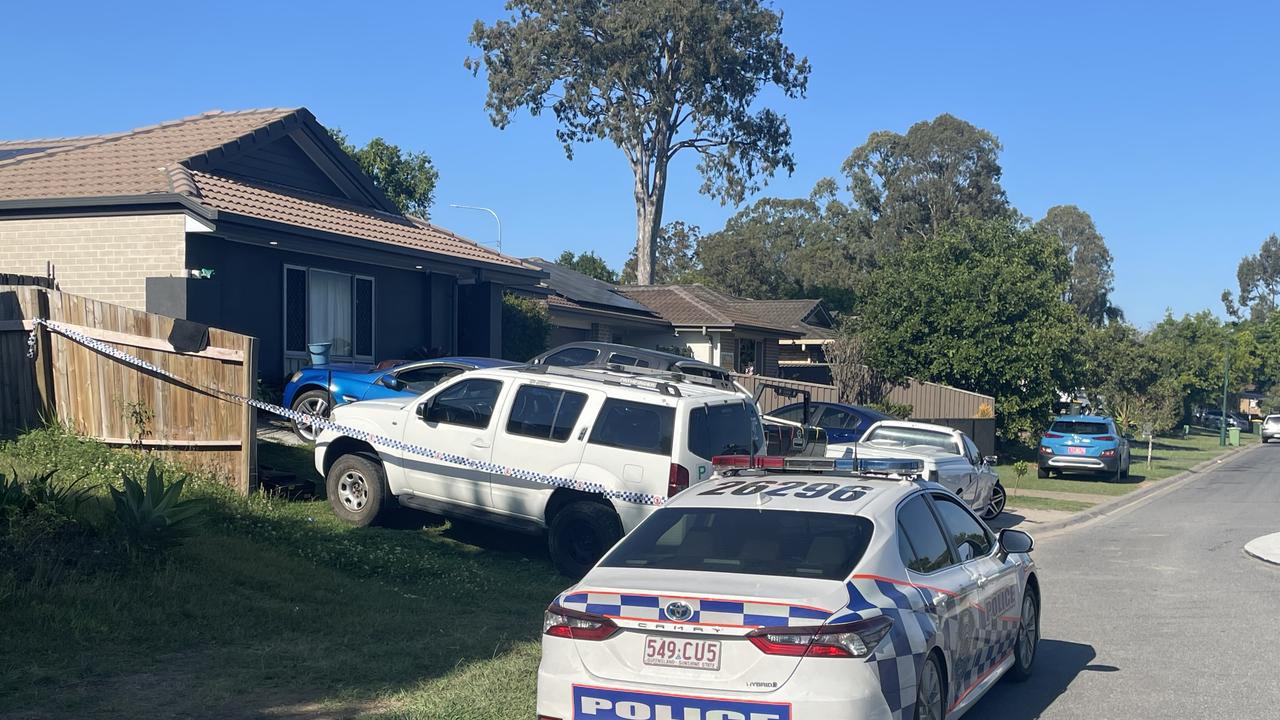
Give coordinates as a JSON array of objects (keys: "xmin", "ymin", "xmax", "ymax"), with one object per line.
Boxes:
[{"xmin": 1038, "ymin": 414, "xmax": 1132, "ymax": 480}]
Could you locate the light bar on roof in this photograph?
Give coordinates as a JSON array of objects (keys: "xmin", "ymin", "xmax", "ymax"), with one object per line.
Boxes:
[{"xmin": 709, "ymin": 455, "xmax": 925, "ymax": 476}]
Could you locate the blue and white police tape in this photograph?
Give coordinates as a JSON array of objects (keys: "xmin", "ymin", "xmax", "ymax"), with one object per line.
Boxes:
[{"xmin": 27, "ymin": 318, "xmax": 666, "ymax": 507}]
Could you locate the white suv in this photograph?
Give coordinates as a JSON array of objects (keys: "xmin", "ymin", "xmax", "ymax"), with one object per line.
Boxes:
[{"xmin": 314, "ymin": 365, "xmax": 765, "ymax": 576}]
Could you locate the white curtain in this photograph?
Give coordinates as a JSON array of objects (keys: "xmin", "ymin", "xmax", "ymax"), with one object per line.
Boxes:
[{"xmin": 309, "ymin": 270, "xmax": 352, "ymax": 357}]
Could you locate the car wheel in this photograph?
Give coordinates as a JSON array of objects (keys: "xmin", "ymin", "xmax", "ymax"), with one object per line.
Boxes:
[
  {"xmin": 326, "ymin": 453, "xmax": 387, "ymax": 526},
  {"xmin": 548, "ymin": 501, "xmax": 623, "ymax": 579},
  {"xmin": 1007, "ymin": 588, "xmax": 1040, "ymax": 682},
  {"xmin": 981, "ymin": 481, "xmax": 1006, "ymax": 520},
  {"xmin": 1037, "ymin": 466, "xmax": 1050, "ymax": 479},
  {"xmin": 913, "ymin": 652, "xmax": 945, "ymax": 720},
  {"xmin": 291, "ymin": 389, "xmax": 329, "ymax": 443}
]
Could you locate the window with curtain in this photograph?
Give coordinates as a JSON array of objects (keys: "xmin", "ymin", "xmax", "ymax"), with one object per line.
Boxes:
[{"xmin": 284, "ymin": 266, "xmax": 375, "ymax": 360}]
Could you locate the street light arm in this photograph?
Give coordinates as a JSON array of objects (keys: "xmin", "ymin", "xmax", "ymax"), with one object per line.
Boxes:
[{"xmin": 448, "ymin": 204, "xmax": 503, "ymax": 252}]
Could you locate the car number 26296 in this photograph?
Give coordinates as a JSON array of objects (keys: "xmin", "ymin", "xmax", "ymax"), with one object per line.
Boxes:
[{"xmin": 643, "ymin": 637, "xmax": 721, "ymax": 671}]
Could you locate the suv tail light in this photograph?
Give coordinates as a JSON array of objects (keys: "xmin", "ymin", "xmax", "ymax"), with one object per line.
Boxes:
[
  {"xmin": 1043, "ymin": 432, "xmax": 1063, "ymax": 439},
  {"xmin": 668, "ymin": 463, "xmax": 690, "ymax": 496},
  {"xmin": 747, "ymin": 616, "xmax": 893, "ymax": 658},
  {"xmin": 543, "ymin": 605, "xmax": 619, "ymax": 641},
  {"xmin": 1094, "ymin": 435, "xmax": 1116, "ymax": 441}
]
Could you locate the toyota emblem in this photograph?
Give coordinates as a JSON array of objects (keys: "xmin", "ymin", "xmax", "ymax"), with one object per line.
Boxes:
[{"xmin": 665, "ymin": 601, "xmax": 693, "ymax": 622}]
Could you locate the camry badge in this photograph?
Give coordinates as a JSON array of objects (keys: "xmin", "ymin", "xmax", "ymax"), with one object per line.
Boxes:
[{"xmin": 665, "ymin": 601, "xmax": 694, "ymax": 622}]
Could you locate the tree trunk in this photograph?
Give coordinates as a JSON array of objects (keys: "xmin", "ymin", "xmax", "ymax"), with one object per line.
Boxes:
[{"xmin": 632, "ymin": 164, "xmax": 667, "ymax": 286}]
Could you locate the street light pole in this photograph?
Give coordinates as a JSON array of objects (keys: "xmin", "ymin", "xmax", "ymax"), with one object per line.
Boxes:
[
  {"xmin": 1220, "ymin": 349, "xmax": 1231, "ymax": 447},
  {"xmin": 448, "ymin": 204, "xmax": 502, "ymax": 252}
]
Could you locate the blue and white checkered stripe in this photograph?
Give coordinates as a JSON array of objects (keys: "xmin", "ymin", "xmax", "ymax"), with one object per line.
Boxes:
[
  {"xmin": 28, "ymin": 319, "xmax": 665, "ymax": 506},
  {"xmin": 557, "ymin": 591, "xmax": 831, "ymax": 628}
]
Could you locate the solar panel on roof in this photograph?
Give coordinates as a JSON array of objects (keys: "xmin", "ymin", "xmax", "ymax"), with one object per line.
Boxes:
[
  {"xmin": 530, "ymin": 259, "xmax": 655, "ymax": 314},
  {"xmin": 0, "ymin": 146, "xmax": 53, "ymax": 161}
]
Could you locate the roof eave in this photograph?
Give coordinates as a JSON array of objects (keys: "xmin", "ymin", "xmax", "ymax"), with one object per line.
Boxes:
[{"xmin": 0, "ymin": 193, "xmax": 216, "ymax": 220}]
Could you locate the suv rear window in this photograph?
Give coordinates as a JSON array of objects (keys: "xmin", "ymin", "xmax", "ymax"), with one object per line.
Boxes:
[
  {"xmin": 600, "ymin": 508, "xmax": 873, "ymax": 581},
  {"xmin": 542, "ymin": 347, "xmax": 600, "ymax": 366},
  {"xmin": 588, "ymin": 399, "xmax": 674, "ymax": 455},
  {"xmin": 688, "ymin": 401, "xmax": 763, "ymax": 460},
  {"xmin": 1049, "ymin": 421, "xmax": 1111, "ymax": 435},
  {"xmin": 506, "ymin": 385, "xmax": 588, "ymax": 442}
]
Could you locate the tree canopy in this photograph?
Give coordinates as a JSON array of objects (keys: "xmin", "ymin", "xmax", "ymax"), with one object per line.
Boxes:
[
  {"xmin": 331, "ymin": 130, "xmax": 438, "ymax": 217},
  {"xmin": 467, "ymin": 0, "xmax": 809, "ymax": 284},
  {"xmin": 554, "ymin": 250, "xmax": 617, "ymax": 283},
  {"xmin": 1036, "ymin": 205, "xmax": 1119, "ymax": 325},
  {"xmin": 852, "ymin": 216, "xmax": 1083, "ymax": 442},
  {"xmin": 1225, "ymin": 233, "xmax": 1280, "ymax": 320}
]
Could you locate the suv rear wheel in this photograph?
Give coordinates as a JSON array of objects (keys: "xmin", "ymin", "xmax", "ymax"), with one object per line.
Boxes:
[
  {"xmin": 326, "ymin": 453, "xmax": 387, "ymax": 526},
  {"xmin": 548, "ymin": 501, "xmax": 623, "ymax": 578}
]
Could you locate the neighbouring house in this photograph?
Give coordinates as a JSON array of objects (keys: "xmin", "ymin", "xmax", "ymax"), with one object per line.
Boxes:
[
  {"xmin": 0, "ymin": 108, "xmax": 543, "ymax": 383},
  {"xmin": 522, "ymin": 257, "xmax": 673, "ymax": 347},
  {"xmin": 614, "ymin": 284, "xmax": 805, "ymax": 376},
  {"xmin": 746, "ymin": 299, "xmax": 838, "ymax": 384}
]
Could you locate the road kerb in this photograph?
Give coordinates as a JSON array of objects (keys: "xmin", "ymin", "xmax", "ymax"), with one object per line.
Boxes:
[
  {"xmin": 1030, "ymin": 442, "xmax": 1262, "ymax": 538},
  {"xmin": 1244, "ymin": 533, "xmax": 1280, "ymax": 567}
]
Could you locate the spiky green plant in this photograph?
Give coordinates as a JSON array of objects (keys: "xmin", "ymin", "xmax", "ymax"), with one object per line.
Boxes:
[
  {"xmin": 109, "ymin": 465, "xmax": 206, "ymax": 558},
  {"xmin": 24, "ymin": 470, "xmax": 96, "ymax": 518}
]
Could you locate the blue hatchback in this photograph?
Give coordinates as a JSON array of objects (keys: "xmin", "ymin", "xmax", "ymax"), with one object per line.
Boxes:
[
  {"xmin": 1038, "ymin": 414, "xmax": 1132, "ymax": 479},
  {"xmin": 282, "ymin": 357, "xmax": 519, "ymax": 441},
  {"xmin": 768, "ymin": 401, "xmax": 895, "ymax": 444}
]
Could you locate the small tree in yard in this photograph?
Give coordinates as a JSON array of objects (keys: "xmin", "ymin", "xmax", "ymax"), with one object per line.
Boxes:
[
  {"xmin": 824, "ymin": 323, "xmax": 874, "ymax": 404},
  {"xmin": 501, "ymin": 294, "xmax": 552, "ymax": 362},
  {"xmin": 1117, "ymin": 379, "xmax": 1184, "ymax": 468},
  {"xmin": 467, "ymin": 0, "xmax": 810, "ymax": 285}
]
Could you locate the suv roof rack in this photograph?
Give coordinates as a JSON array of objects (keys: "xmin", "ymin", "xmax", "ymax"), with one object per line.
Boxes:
[
  {"xmin": 516, "ymin": 364, "xmax": 689, "ymax": 397},
  {"xmin": 589, "ymin": 362, "xmax": 742, "ymax": 394}
]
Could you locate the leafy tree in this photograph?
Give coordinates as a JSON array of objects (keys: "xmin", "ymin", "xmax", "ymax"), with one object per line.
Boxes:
[
  {"xmin": 554, "ymin": 250, "xmax": 618, "ymax": 283},
  {"xmin": 621, "ymin": 221, "xmax": 703, "ymax": 285},
  {"xmin": 696, "ymin": 182, "xmax": 861, "ymax": 309},
  {"xmin": 330, "ymin": 130, "xmax": 438, "ymax": 217},
  {"xmin": 1147, "ymin": 311, "xmax": 1258, "ymax": 416},
  {"xmin": 1224, "ymin": 233, "xmax": 1280, "ymax": 320},
  {"xmin": 467, "ymin": 0, "xmax": 810, "ymax": 284},
  {"xmin": 1035, "ymin": 205, "xmax": 1119, "ymax": 325},
  {"xmin": 841, "ymin": 114, "xmax": 1011, "ymax": 250},
  {"xmin": 852, "ymin": 216, "xmax": 1083, "ymax": 446},
  {"xmin": 500, "ymin": 293, "xmax": 552, "ymax": 361}
]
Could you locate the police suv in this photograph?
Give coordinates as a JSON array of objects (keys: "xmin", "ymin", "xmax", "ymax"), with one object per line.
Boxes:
[
  {"xmin": 314, "ymin": 364, "xmax": 765, "ymax": 576},
  {"xmin": 537, "ymin": 456, "xmax": 1040, "ymax": 720}
]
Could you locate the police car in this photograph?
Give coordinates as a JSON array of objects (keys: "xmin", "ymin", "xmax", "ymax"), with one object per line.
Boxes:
[{"xmin": 537, "ymin": 456, "xmax": 1040, "ymax": 720}]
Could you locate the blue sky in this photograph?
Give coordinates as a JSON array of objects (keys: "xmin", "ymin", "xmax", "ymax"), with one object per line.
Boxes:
[{"xmin": 3, "ymin": 0, "xmax": 1277, "ymax": 326}]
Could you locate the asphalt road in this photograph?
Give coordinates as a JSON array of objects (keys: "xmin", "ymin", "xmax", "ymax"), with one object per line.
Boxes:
[{"xmin": 966, "ymin": 444, "xmax": 1280, "ymax": 719}]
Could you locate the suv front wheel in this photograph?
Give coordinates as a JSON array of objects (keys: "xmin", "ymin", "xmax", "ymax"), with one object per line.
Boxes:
[
  {"xmin": 327, "ymin": 453, "xmax": 388, "ymax": 526},
  {"xmin": 548, "ymin": 501, "xmax": 623, "ymax": 578}
]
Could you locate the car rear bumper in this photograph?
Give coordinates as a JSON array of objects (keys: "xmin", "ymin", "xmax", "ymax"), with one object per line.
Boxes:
[
  {"xmin": 537, "ymin": 636, "xmax": 900, "ymax": 720},
  {"xmin": 1039, "ymin": 455, "xmax": 1120, "ymax": 471}
]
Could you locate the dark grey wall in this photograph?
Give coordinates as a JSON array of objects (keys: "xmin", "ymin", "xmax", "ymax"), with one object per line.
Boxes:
[{"xmin": 183, "ymin": 234, "xmax": 436, "ymax": 384}]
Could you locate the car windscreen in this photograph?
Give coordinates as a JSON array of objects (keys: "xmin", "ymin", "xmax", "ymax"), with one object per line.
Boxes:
[
  {"xmin": 688, "ymin": 401, "xmax": 764, "ymax": 460},
  {"xmin": 600, "ymin": 507, "xmax": 873, "ymax": 581},
  {"xmin": 862, "ymin": 426, "xmax": 957, "ymax": 453},
  {"xmin": 1049, "ymin": 421, "xmax": 1111, "ymax": 435}
]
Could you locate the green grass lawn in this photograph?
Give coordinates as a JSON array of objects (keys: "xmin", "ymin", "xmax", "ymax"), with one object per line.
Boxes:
[
  {"xmin": 1003, "ymin": 494, "xmax": 1096, "ymax": 513},
  {"xmin": 997, "ymin": 427, "xmax": 1255, "ymax": 498},
  {"xmin": 0, "ymin": 429, "xmax": 563, "ymax": 720}
]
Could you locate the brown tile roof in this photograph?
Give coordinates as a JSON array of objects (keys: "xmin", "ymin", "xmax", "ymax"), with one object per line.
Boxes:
[
  {"xmin": 192, "ymin": 172, "xmax": 532, "ymax": 270},
  {"xmin": 738, "ymin": 298, "xmax": 834, "ymax": 339},
  {"xmin": 0, "ymin": 109, "xmax": 298, "ymax": 200},
  {"xmin": 615, "ymin": 284, "xmax": 804, "ymax": 336}
]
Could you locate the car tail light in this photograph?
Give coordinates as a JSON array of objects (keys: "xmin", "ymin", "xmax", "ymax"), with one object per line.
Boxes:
[
  {"xmin": 1094, "ymin": 435, "xmax": 1116, "ymax": 441},
  {"xmin": 1040, "ymin": 445, "xmax": 1054, "ymax": 455},
  {"xmin": 543, "ymin": 605, "xmax": 619, "ymax": 641},
  {"xmin": 1100, "ymin": 449, "xmax": 1116, "ymax": 458},
  {"xmin": 1043, "ymin": 432, "xmax": 1063, "ymax": 439},
  {"xmin": 747, "ymin": 616, "xmax": 892, "ymax": 658},
  {"xmin": 537, "ymin": 716, "xmax": 563, "ymax": 720},
  {"xmin": 668, "ymin": 463, "xmax": 690, "ymax": 497}
]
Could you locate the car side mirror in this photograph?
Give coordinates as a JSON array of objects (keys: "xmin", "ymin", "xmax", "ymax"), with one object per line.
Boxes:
[
  {"xmin": 416, "ymin": 399, "xmax": 433, "ymax": 421},
  {"xmin": 983, "ymin": 455, "xmax": 998, "ymax": 466},
  {"xmin": 380, "ymin": 374, "xmax": 405, "ymax": 391},
  {"xmin": 999, "ymin": 529, "xmax": 1034, "ymax": 554}
]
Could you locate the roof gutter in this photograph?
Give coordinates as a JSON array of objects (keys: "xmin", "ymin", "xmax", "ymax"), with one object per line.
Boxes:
[{"xmin": 0, "ymin": 193, "xmax": 217, "ymax": 220}]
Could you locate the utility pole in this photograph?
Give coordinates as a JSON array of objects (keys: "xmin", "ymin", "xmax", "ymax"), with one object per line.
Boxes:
[{"xmin": 1219, "ymin": 349, "xmax": 1231, "ymax": 447}]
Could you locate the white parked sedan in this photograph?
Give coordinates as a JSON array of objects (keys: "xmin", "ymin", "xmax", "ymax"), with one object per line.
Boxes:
[
  {"xmin": 537, "ymin": 456, "xmax": 1041, "ymax": 720},
  {"xmin": 828, "ymin": 421, "xmax": 1006, "ymax": 520}
]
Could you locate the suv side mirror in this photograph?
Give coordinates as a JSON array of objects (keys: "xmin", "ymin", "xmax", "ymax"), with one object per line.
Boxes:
[
  {"xmin": 999, "ymin": 529, "xmax": 1034, "ymax": 554},
  {"xmin": 983, "ymin": 455, "xmax": 998, "ymax": 466},
  {"xmin": 380, "ymin": 374, "xmax": 405, "ymax": 391},
  {"xmin": 416, "ymin": 399, "xmax": 433, "ymax": 421}
]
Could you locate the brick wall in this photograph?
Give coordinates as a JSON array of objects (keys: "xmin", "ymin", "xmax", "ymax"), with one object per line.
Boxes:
[{"xmin": 0, "ymin": 214, "xmax": 187, "ymax": 310}]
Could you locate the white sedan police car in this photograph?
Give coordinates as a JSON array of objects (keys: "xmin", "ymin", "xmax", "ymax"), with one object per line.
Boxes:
[{"xmin": 537, "ymin": 456, "xmax": 1040, "ymax": 720}]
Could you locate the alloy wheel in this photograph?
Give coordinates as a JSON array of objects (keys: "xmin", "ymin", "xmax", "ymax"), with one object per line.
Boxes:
[
  {"xmin": 297, "ymin": 396, "xmax": 328, "ymax": 441},
  {"xmin": 1017, "ymin": 594, "xmax": 1039, "ymax": 668},
  {"xmin": 917, "ymin": 657, "xmax": 944, "ymax": 720},
  {"xmin": 984, "ymin": 483, "xmax": 1006, "ymax": 519}
]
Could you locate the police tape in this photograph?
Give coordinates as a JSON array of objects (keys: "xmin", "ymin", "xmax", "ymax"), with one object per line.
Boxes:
[{"xmin": 26, "ymin": 319, "xmax": 666, "ymax": 506}]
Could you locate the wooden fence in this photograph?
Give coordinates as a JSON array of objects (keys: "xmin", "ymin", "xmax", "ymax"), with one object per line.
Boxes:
[{"xmin": 0, "ymin": 285, "xmax": 258, "ymax": 494}]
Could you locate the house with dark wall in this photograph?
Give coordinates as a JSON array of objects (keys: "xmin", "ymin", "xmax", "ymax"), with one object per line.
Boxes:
[{"xmin": 0, "ymin": 108, "xmax": 543, "ymax": 383}]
